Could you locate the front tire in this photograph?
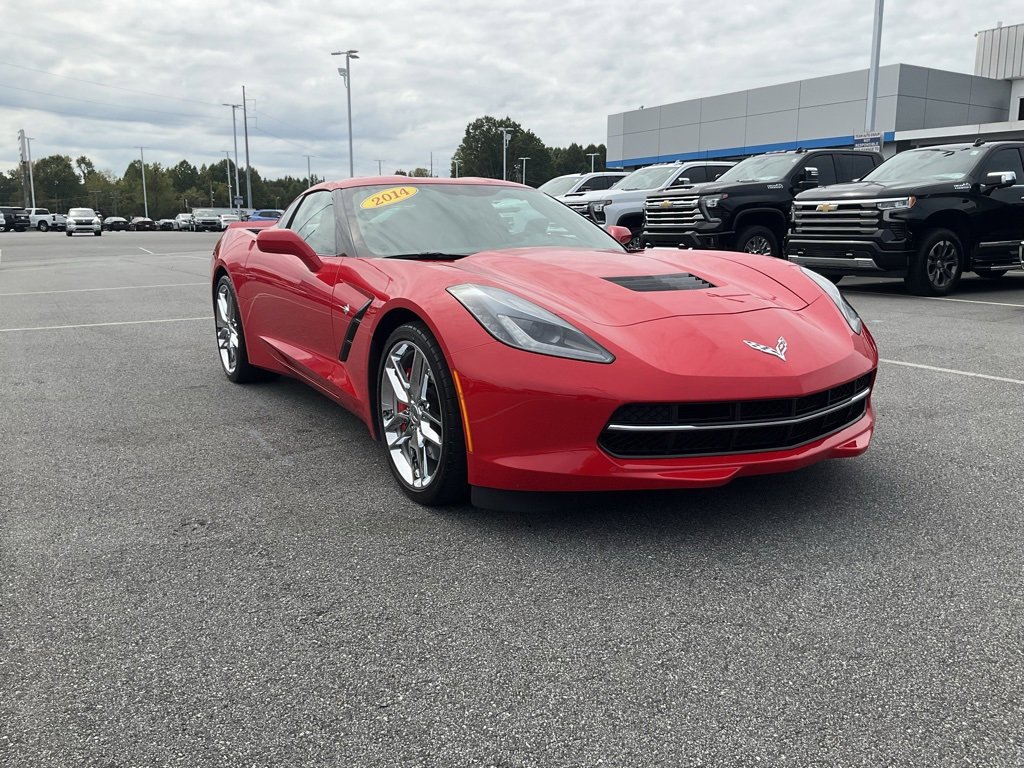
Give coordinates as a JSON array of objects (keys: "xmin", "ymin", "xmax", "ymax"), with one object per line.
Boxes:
[
  {"xmin": 214, "ymin": 275, "xmax": 261, "ymax": 383},
  {"xmin": 377, "ymin": 322, "xmax": 468, "ymax": 506},
  {"xmin": 94, "ymin": 231, "xmax": 102, "ymax": 236},
  {"xmin": 735, "ymin": 225, "xmax": 780, "ymax": 257},
  {"xmin": 905, "ymin": 228, "xmax": 963, "ymax": 296}
]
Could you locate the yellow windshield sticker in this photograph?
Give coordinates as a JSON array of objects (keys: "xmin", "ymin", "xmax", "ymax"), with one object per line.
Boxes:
[{"xmin": 360, "ymin": 186, "xmax": 418, "ymax": 209}]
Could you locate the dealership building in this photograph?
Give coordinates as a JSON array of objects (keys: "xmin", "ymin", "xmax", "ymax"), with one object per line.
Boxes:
[{"xmin": 607, "ymin": 23, "xmax": 1024, "ymax": 168}]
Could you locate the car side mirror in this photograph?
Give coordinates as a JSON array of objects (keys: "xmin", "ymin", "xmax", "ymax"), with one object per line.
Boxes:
[
  {"xmin": 672, "ymin": 177, "xmax": 691, "ymax": 187},
  {"xmin": 984, "ymin": 170, "xmax": 1016, "ymax": 188},
  {"xmin": 256, "ymin": 228, "xmax": 323, "ymax": 272},
  {"xmin": 606, "ymin": 224, "xmax": 633, "ymax": 245},
  {"xmin": 798, "ymin": 167, "xmax": 819, "ymax": 189}
]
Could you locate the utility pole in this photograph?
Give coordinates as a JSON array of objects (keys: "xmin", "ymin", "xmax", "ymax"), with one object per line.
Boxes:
[
  {"xmin": 375, "ymin": 159, "xmax": 383, "ymax": 175},
  {"xmin": 518, "ymin": 157, "xmax": 530, "ymax": 185},
  {"xmin": 865, "ymin": 0, "xmax": 884, "ymax": 132},
  {"xmin": 224, "ymin": 103, "xmax": 242, "ymax": 213},
  {"xmin": 453, "ymin": 159, "xmax": 460, "ymax": 178},
  {"xmin": 25, "ymin": 135, "xmax": 36, "ymax": 209},
  {"xmin": 241, "ymin": 86, "xmax": 253, "ymax": 208},
  {"xmin": 499, "ymin": 128, "xmax": 512, "ymax": 181},
  {"xmin": 223, "ymin": 151, "xmax": 233, "ymax": 208},
  {"xmin": 304, "ymin": 154, "xmax": 315, "ymax": 187},
  {"xmin": 430, "ymin": 151, "xmax": 433, "ymax": 177},
  {"xmin": 586, "ymin": 152, "xmax": 599, "ymax": 173},
  {"xmin": 138, "ymin": 147, "xmax": 149, "ymax": 218}
]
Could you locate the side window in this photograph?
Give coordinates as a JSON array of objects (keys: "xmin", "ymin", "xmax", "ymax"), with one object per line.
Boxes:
[
  {"xmin": 837, "ymin": 154, "xmax": 877, "ymax": 182},
  {"xmin": 804, "ymin": 155, "xmax": 837, "ymax": 186},
  {"xmin": 670, "ymin": 167, "xmax": 703, "ymax": 186},
  {"xmin": 709, "ymin": 166, "xmax": 729, "ymax": 181},
  {"xmin": 586, "ymin": 176, "xmax": 618, "ymax": 191},
  {"xmin": 979, "ymin": 148, "xmax": 1024, "ymax": 184},
  {"xmin": 679, "ymin": 166, "xmax": 707, "ymax": 184},
  {"xmin": 287, "ymin": 191, "xmax": 337, "ymax": 256}
]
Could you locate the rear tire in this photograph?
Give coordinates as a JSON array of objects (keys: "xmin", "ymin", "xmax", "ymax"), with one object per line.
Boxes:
[
  {"xmin": 905, "ymin": 228, "xmax": 963, "ymax": 296},
  {"xmin": 376, "ymin": 322, "xmax": 468, "ymax": 506},
  {"xmin": 735, "ymin": 225, "xmax": 780, "ymax": 257}
]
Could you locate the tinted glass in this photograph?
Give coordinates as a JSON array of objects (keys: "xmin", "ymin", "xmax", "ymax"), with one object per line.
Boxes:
[
  {"xmin": 288, "ymin": 191, "xmax": 337, "ymax": 255},
  {"xmin": 979, "ymin": 148, "xmax": 1024, "ymax": 182},
  {"xmin": 805, "ymin": 155, "xmax": 837, "ymax": 186},
  {"xmin": 343, "ymin": 183, "xmax": 624, "ymax": 258},
  {"xmin": 616, "ymin": 165, "xmax": 680, "ymax": 191},
  {"xmin": 69, "ymin": 208, "xmax": 96, "ymax": 217},
  {"xmin": 677, "ymin": 166, "xmax": 707, "ymax": 184},
  {"xmin": 538, "ymin": 175, "xmax": 582, "ymax": 196},
  {"xmin": 837, "ymin": 154, "xmax": 877, "ymax": 181}
]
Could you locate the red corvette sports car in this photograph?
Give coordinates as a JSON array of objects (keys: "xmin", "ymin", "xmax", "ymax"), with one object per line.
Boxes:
[{"xmin": 211, "ymin": 177, "xmax": 877, "ymax": 506}]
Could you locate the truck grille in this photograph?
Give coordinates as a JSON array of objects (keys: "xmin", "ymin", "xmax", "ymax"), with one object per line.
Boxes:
[
  {"xmin": 791, "ymin": 200, "xmax": 881, "ymax": 238},
  {"xmin": 599, "ymin": 373, "xmax": 873, "ymax": 458},
  {"xmin": 643, "ymin": 195, "xmax": 703, "ymax": 232}
]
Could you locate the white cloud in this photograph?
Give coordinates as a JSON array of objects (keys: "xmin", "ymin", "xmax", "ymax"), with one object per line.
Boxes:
[{"xmin": 1, "ymin": 0, "xmax": 1020, "ymax": 185}]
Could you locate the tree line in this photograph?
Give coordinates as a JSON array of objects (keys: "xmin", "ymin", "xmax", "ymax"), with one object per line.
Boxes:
[
  {"xmin": 0, "ymin": 116, "xmax": 606, "ymax": 218},
  {"xmin": 0, "ymin": 155, "xmax": 316, "ymax": 220}
]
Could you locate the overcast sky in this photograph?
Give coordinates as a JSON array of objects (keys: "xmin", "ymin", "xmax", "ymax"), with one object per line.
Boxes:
[{"xmin": 2, "ymin": 1, "xmax": 1021, "ymax": 182}]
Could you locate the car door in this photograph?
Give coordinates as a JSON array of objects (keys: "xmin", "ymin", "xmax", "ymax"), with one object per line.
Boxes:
[
  {"xmin": 974, "ymin": 147, "xmax": 1024, "ymax": 261},
  {"xmin": 243, "ymin": 189, "xmax": 343, "ymax": 389}
]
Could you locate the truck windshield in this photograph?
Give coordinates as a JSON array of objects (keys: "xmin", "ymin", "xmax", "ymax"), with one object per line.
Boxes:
[
  {"xmin": 715, "ymin": 154, "xmax": 802, "ymax": 183},
  {"xmin": 616, "ymin": 166, "xmax": 679, "ymax": 191},
  {"xmin": 538, "ymin": 176, "xmax": 582, "ymax": 196},
  {"xmin": 862, "ymin": 147, "xmax": 984, "ymax": 182}
]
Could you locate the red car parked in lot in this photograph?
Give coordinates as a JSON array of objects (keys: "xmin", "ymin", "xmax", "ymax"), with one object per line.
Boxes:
[{"xmin": 211, "ymin": 178, "xmax": 877, "ymax": 506}]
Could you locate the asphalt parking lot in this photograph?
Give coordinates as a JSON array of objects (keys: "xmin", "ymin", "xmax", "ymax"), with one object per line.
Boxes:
[{"xmin": 1, "ymin": 230, "xmax": 1022, "ymax": 767}]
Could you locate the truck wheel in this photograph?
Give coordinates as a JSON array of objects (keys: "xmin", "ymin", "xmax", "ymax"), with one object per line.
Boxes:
[
  {"xmin": 905, "ymin": 229, "xmax": 963, "ymax": 296},
  {"xmin": 975, "ymin": 268, "xmax": 1007, "ymax": 279},
  {"xmin": 735, "ymin": 226, "xmax": 779, "ymax": 257},
  {"xmin": 37, "ymin": 221, "xmax": 49, "ymax": 232}
]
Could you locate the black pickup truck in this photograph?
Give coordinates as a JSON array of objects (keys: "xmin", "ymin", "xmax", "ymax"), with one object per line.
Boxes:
[
  {"xmin": 0, "ymin": 206, "xmax": 31, "ymax": 232},
  {"xmin": 787, "ymin": 140, "xmax": 1024, "ymax": 295},
  {"xmin": 642, "ymin": 148, "xmax": 883, "ymax": 256}
]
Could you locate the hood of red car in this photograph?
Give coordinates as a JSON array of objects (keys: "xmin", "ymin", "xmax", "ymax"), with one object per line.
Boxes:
[{"xmin": 447, "ymin": 247, "xmax": 808, "ymax": 327}]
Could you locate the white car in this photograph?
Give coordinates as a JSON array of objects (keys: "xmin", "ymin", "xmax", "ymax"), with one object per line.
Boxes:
[
  {"xmin": 562, "ymin": 162, "xmax": 733, "ymax": 246},
  {"xmin": 174, "ymin": 213, "xmax": 194, "ymax": 231},
  {"xmin": 538, "ymin": 171, "xmax": 628, "ymax": 202},
  {"xmin": 219, "ymin": 213, "xmax": 240, "ymax": 230},
  {"xmin": 65, "ymin": 207, "xmax": 102, "ymax": 236}
]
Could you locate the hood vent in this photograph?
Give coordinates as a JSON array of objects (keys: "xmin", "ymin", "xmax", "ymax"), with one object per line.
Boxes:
[{"xmin": 603, "ymin": 273, "xmax": 715, "ymax": 292}]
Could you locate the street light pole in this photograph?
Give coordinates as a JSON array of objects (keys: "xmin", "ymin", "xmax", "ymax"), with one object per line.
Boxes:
[
  {"xmin": 332, "ymin": 49, "xmax": 360, "ymax": 177},
  {"xmin": 241, "ymin": 86, "xmax": 253, "ymax": 208},
  {"xmin": 223, "ymin": 151, "xmax": 233, "ymax": 208},
  {"xmin": 865, "ymin": 0, "xmax": 884, "ymax": 132},
  {"xmin": 518, "ymin": 157, "xmax": 530, "ymax": 185},
  {"xmin": 25, "ymin": 135, "xmax": 36, "ymax": 209},
  {"xmin": 453, "ymin": 159, "xmax": 460, "ymax": 178},
  {"xmin": 223, "ymin": 103, "xmax": 242, "ymax": 213},
  {"xmin": 586, "ymin": 152, "xmax": 599, "ymax": 173},
  {"xmin": 375, "ymin": 159, "xmax": 383, "ymax": 175},
  {"xmin": 138, "ymin": 146, "xmax": 149, "ymax": 219},
  {"xmin": 499, "ymin": 128, "xmax": 513, "ymax": 181}
]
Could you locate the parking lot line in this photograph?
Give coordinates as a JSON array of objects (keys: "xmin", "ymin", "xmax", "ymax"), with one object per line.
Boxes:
[
  {"xmin": 881, "ymin": 358, "xmax": 1024, "ymax": 386},
  {"xmin": 845, "ymin": 291, "xmax": 1024, "ymax": 309},
  {"xmin": 0, "ymin": 282, "xmax": 206, "ymax": 297},
  {"xmin": 0, "ymin": 316, "xmax": 213, "ymax": 333},
  {"xmin": 139, "ymin": 247, "xmax": 155, "ymax": 254}
]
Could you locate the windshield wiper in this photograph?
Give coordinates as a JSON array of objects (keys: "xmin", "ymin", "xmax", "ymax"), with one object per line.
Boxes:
[{"xmin": 386, "ymin": 252, "xmax": 470, "ymax": 261}]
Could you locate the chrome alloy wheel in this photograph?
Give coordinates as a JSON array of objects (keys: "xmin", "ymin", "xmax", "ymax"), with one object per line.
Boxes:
[
  {"xmin": 743, "ymin": 235, "xmax": 773, "ymax": 255},
  {"xmin": 215, "ymin": 283, "xmax": 240, "ymax": 375},
  {"xmin": 379, "ymin": 339, "xmax": 444, "ymax": 490},
  {"xmin": 925, "ymin": 239, "xmax": 960, "ymax": 290}
]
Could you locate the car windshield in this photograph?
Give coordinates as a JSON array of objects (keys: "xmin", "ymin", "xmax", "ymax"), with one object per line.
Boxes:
[
  {"xmin": 714, "ymin": 154, "xmax": 802, "ymax": 183},
  {"xmin": 537, "ymin": 175, "xmax": 582, "ymax": 196},
  {"xmin": 69, "ymin": 208, "xmax": 95, "ymax": 217},
  {"xmin": 194, "ymin": 209, "xmax": 216, "ymax": 217},
  {"xmin": 862, "ymin": 147, "xmax": 984, "ymax": 182},
  {"xmin": 344, "ymin": 183, "xmax": 625, "ymax": 258},
  {"xmin": 615, "ymin": 165, "xmax": 679, "ymax": 191}
]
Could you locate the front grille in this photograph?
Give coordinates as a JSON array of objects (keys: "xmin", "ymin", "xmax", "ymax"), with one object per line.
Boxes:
[
  {"xmin": 643, "ymin": 194, "xmax": 703, "ymax": 233},
  {"xmin": 599, "ymin": 373, "xmax": 873, "ymax": 458},
  {"xmin": 791, "ymin": 200, "xmax": 881, "ymax": 238}
]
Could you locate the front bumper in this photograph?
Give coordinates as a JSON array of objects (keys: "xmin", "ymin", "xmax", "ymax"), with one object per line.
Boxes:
[
  {"xmin": 450, "ymin": 306, "xmax": 877, "ymax": 493},
  {"xmin": 786, "ymin": 237, "xmax": 913, "ymax": 276}
]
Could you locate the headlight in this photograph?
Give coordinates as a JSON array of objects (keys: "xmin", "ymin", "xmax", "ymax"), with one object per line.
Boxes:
[
  {"xmin": 592, "ymin": 200, "xmax": 613, "ymax": 213},
  {"xmin": 701, "ymin": 194, "xmax": 728, "ymax": 209},
  {"xmin": 447, "ymin": 284, "xmax": 614, "ymax": 363},
  {"xmin": 877, "ymin": 197, "xmax": 915, "ymax": 210},
  {"xmin": 800, "ymin": 267, "xmax": 862, "ymax": 334}
]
